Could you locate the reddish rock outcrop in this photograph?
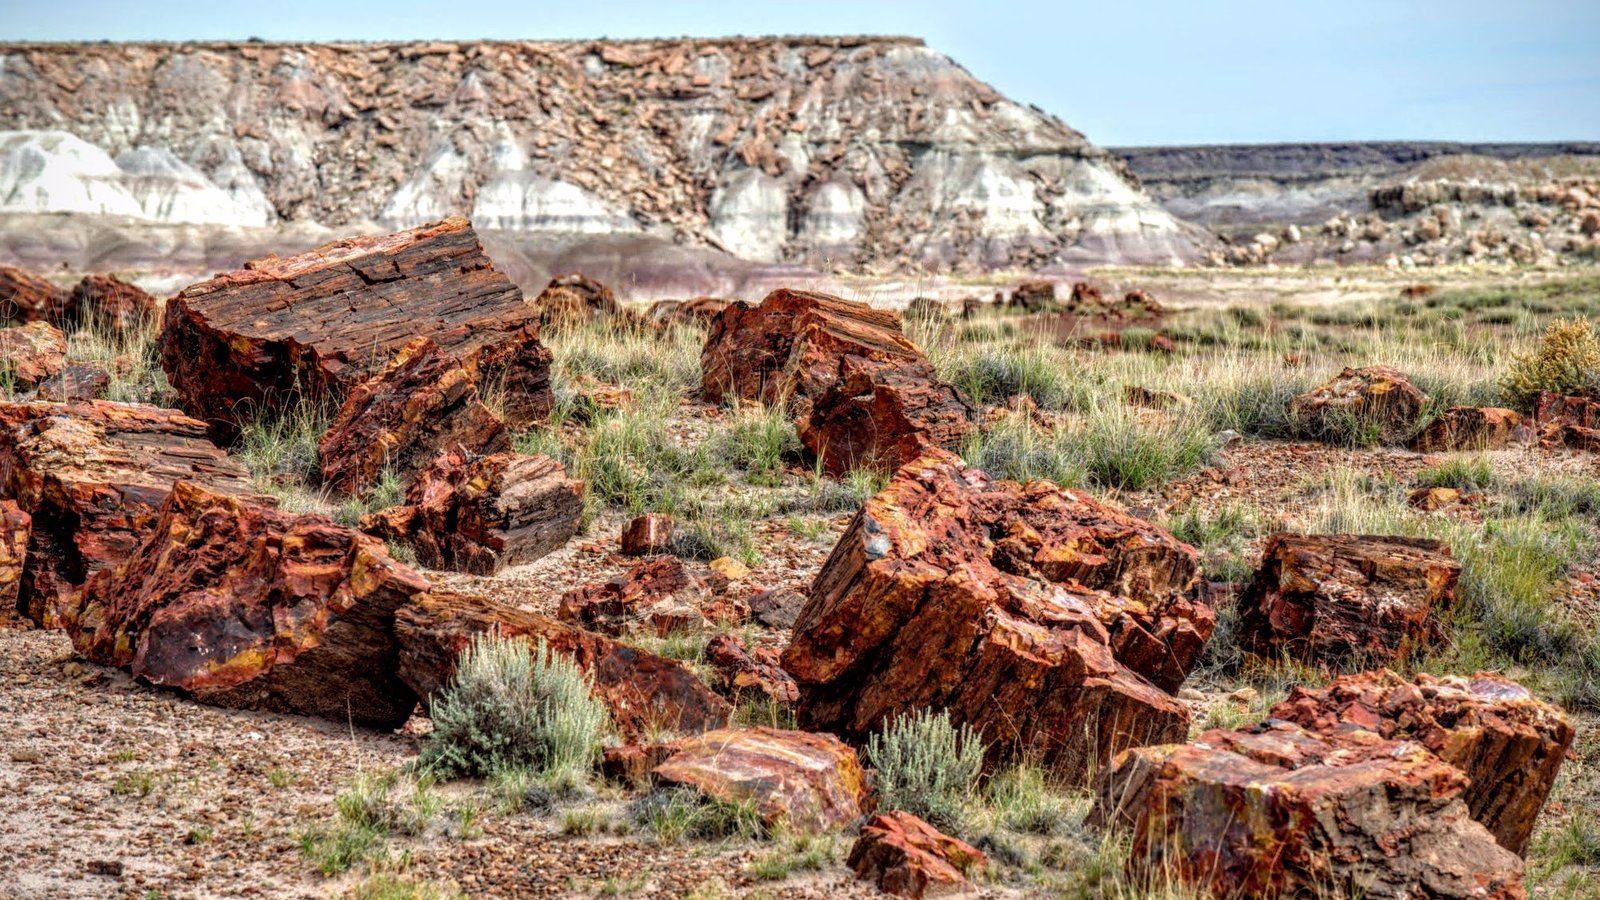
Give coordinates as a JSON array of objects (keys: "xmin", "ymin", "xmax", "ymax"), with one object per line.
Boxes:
[
  {"xmin": 783, "ymin": 449, "xmax": 1207, "ymax": 781},
  {"xmin": 393, "ymin": 588, "xmax": 728, "ymax": 741},
  {"xmin": 0, "ymin": 500, "xmax": 28, "ymax": 615},
  {"xmin": 63, "ymin": 275, "xmax": 157, "ymax": 332},
  {"xmin": 557, "ymin": 556, "xmax": 748, "ymax": 637},
  {"xmin": 1409, "ymin": 406, "xmax": 1525, "ymax": 452},
  {"xmin": 1533, "ymin": 391, "xmax": 1600, "ymax": 451},
  {"xmin": 621, "ymin": 513, "xmax": 674, "ymax": 556},
  {"xmin": 700, "ymin": 289, "xmax": 975, "ymax": 475},
  {"xmin": 651, "ymin": 727, "xmax": 869, "ymax": 833},
  {"xmin": 1236, "ymin": 533, "xmax": 1460, "ymax": 665},
  {"xmin": 0, "ymin": 264, "xmax": 68, "ymax": 325},
  {"xmin": 1291, "ymin": 365, "xmax": 1428, "ymax": 444},
  {"xmin": 60, "ymin": 481, "xmax": 429, "ymax": 728},
  {"xmin": 0, "ymin": 400, "xmax": 264, "ymax": 625},
  {"xmin": 318, "ymin": 337, "xmax": 509, "ymax": 494},
  {"xmin": 361, "ymin": 450, "xmax": 582, "ymax": 575},
  {"xmin": 849, "ymin": 811, "xmax": 986, "ymax": 898},
  {"xmin": 531, "ymin": 273, "xmax": 619, "ymax": 327},
  {"xmin": 1091, "ymin": 721, "xmax": 1525, "ymax": 900},
  {"xmin": 1270, "ymin": 670, "xmax": 1573, "ymax": 855},
  {"xmin": 705, "ymin": 633, "xmax": 798, "ymax": 704},
  {"xmin": 160, "ymin": 217, "xmax": 553, "ymax": 440},
  {"xmin": 0, "ymin": 322, "xmax": 69, "ymax": 390}
]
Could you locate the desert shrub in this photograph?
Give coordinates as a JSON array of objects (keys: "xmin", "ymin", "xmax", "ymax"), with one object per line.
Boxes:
[
  {"xmin": 236, "ymin": 400, "xmax": 328, "ymax": 486},
  {"xmin": 1072, "ymin": 406, "xmax": 1216, "ymax": 491},
  {"xmin": 419, "ymin": 633, "xmax": 610, "ymax": 782},
  {"xmin": 1501, "ymin": 475, "xmax": 1600, "ymax": 519},
  {"xmin": 573, "ymin": 403, "xmax": 714, "ymax": 513},
  {"xmin": 1165, "ymin": 503, "xmax": 1262, "ymax": 584},
  {"xmin": 866, "ymin": 708, "xmax": 985, "ymax": 832},
  {"xmin": 945, "ymin": 346, "xmax": 1074, "ymax": 409},
  {"xmin": 985, "ymin": 764, "xmax": 1074, "ymax": 836},
  {"xmin": 1502, "ymin": 317, "xmax": 1600, "ymax": 407}
]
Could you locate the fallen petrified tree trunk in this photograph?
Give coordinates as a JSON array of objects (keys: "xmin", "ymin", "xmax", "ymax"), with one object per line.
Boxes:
[
  {"xmin": 0, "ymin": 400, "xmax": 264, "ymax": 625},
  {"xmin": 160, "ymin": 217, "xmax": 552, "ymax": 440},
  {"xmin": 63, "ymin": 275, "xmax": 158, "ymax": 332},
  {"xmin": 60, "ymin": 481, "xmax": 430, "ymax": 729},
  {"xmin": 849, "ymin": 811, "xmax": 987, "ymax": 898},
  {"xmin": 0, "ymin": 264, "xmax": 68, "ymax": 325},
  {"xmin": 1534, "ymin": 391, "xmax": 1600, "ymax": 451},
  {"xmin": 557, "ymin": 556, "xmax": 749, "ymax": 637}
]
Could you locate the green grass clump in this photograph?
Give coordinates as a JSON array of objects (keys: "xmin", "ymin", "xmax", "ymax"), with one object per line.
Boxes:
[
  {"xmin": 235, "ymin": 400, "xmax": 328, "ymax": 489},
  {"xmin": 633, "ymin": 788, "xmax": 766, "ymax": 844},
  {"xmin": 719, "ymin": 404, "xmax": 801, "ymax": 487},
  {"xmin": 746, "ymin": 833, "xmax": 838, "ymax": 881},
  {"xmin": 347, "ymin": 875, "xmax": 464, "ymax": 900},
  {"xmin": 1416, "ymin": 456, "xmax": 1496, "ymax": 493},
  {"xmin": 962, "ymin": 419, "xmax": 1087, "ymax": 488},
  {"xmin": 1502, "ymin": 317, "xmax": 1600, "ymax": 407},
  {"xmin": 866, "ymin": 709, "xmax": 985, "ymax": 833}
]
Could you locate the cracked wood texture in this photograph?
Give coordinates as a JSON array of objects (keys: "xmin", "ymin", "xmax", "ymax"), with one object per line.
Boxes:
[{"xmin": 160, "ymin": 217, "xmax": 552, "ymax": 440}]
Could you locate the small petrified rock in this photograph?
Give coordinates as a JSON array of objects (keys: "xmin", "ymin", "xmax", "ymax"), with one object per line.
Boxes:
[
  {"xmin": 704, "ymin": 633, "xmax": 798, "ymax": 703},
  {"xmin": 748, "ymin": 587, "xmax": 806, "ymax": 629},
  {"xmin": 646, "ymin": 296, "xmax": 730, "ymax": 328},
  {"xmin": 0, "ymin": 500, "xmax": 28, "ymax": 615},
  {"xmin": 1533, "ymin": 391, "xmax": 1600, "ymax": 451},
  {"xmin": 531, "ymin": 272, "xmax": 619, "ymax": 327},
  {"xmin": 1408, "ymin": 486, "xmax": 1466, "ymax": 511},
  {"xmin": 0, "ymin": 264, "xmax": 68, "ymax": 325},
  {"xmin": 319, "ymin": 337, "xmax": 510, "ymax": 494},
  {"xmin": 1123, "ymin": 385, "xmax": 1191, "ymax": 410},
  {"xmin": 64, "ymin": 275, "xmax": 157, "ymax": 332},
  {"xmin": 32, "ymin": 365, "xmax": 112, "ymax": 402},
  {"xmin": 1270, "ymin": 669, "xmax": 1573, "ymax": 855},
  {"xmin": 651, "ymin": 727, "xmax": 869, "ymax": 833},
  {"xmin": 620, "ymin": 513, "xmax": 674, "ymax": 556},
  {"xmin": 61, "ymin": 481, "xmax": 429, "ymax": 729},
  {"xmin": 1409, "ymin": 406, "xmax": 1525, "ymax": 452},
  {"xmin": 1291, "ymin": 365, "xmax": 1428, "ymax": 445},
  {"xmin": 1008, "ymin": 280, "xmax": 1055, "ymax": 311},
  {"xmin": 0, "ymin": 321, "xmax": 68, "ymax": 390},
  {"xmin": 557, "ymin": 556, "xmax": 747, "ymax": 636},
  {"xmin": 394, "ymin": 588, "xmax": 728, "ymax": 741},
  {"xmin": 1236, "ymin": 533, "xmax": 1460, "ymax": 665},
  {"xmin": 849, "ymin": 811, "xmax": 987, "ymax": 898}
]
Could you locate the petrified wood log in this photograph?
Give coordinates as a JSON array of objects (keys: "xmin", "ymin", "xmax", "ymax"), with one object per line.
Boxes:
[
  {"xmin": 33, "ymin": 365, "xmax": 112, "ymax": 403},
  {"xmin": 0, "ymin": 400, "xmax": 264, "ymax": 626},
  {"xmin": 360, "ymin": 449, "xmax": 581, "ymax": 575},
  {"xmin": 650, "ymin": 727, "xmax": 869, "ymax": 833},
  {"xmin": 0, "ymin": 264, "xmax": 68, "ymax": 325},
  {"xmin": 1409, "ymin": 406, "xmax": 1526, "ymax": 452},
  {"xmin": 1291, "ymin": 365, "xmax": 1428, "ymax": 445},
  {"xmin": 849, "ymin": 811, "xmax": 987, "ymax": 899},
  {"xmin": 63, "ymin": 275, "xmax": 157, "ymax": 332},
  {"xmin": 704, "ymin": 633, "xmax": 798, "ymax": 704},
  {"xmin": 783, "ymin": 449, "xmax": 1207, "ymax": 781},
  {"xmin": 394, "ymin": 588, "xmax": 729, "ymax": 741},
  {"xmin": 620, "ymin": 512, "xmax": 673, "ymax": 556},
  {"xmin": 60, "ymin": 481, "xmax": 429, "ymax": 729},
  {"xmin": 1090, "ymin": 722, "xmax": 1525, "ymax": 899},
  {"xmin": 0, "ymin": 500, "xmax": 27, "ymax": 615},
  {"xmin": 1270, "ymin": 670, "xmax": 1573, "ymax": 855},
  {"xmin": 799, "ymin": 354, "xmax": 977, "ymax": 476},
  {"xmin": 1534, "ymin": 391, "xmax": 1600, "ymax": 451},
  {"xmin": 318, "ymin": 337, "xmax": 509, "ymax": 494},
  {"xmin": 160, "ymin": 217, "xmax": 552, "ymax": 440},
  {"xmin": 557, "ymin": 556, "xmax": 748, "ymax": 637},
  {"xmin": 531, "ymin": 273, "xmax": 619, "ymax": 327},
  {"xmin": 1236, "ymin": 533, "xmax": 1460, "ymax": 665},
  {"xmin": 0, "ymin": 322, "xmax": 68, "ymax": 390}
]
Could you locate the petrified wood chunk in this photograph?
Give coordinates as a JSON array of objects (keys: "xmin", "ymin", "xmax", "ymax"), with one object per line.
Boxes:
[
  {"xmin": 704, "ymin": 633, "xmax": 798, "ymax": 704},
  {"xmin": 64, "ymin": 275, "xmax": 158, "ymax": 332},
  {"xmin": 1090, "ymin": 722, "xmax": 1525, "ymax": 900},
  {"xmin": 1409, "ymin": 406, "xmax": 1525, "ymax": 452},
  {"xmin": 1236, "ymin": 533, "xmax": 1460, "ymax": 665},
  {"xmin": 160, "ymin": 217, "xmax": 552, "ymax": 440},
  {"xmin": 0, "ymin": 500, "xmax": 28, "ymax": 615},
  {"xmin": 0, "ymin": 400, "xmax": 264, "ymax": 625},
  {"xmin": 361, "ymin": 449, "xmax": 581, "ymax": 575},
  {"xmin": 393, "ymin": 588, "xmax": 729, "ymax": 741},
  {"xmin": 800, "ymin": 354, "xmax": 977, "ymax": 476},
  {"xmin": 1270, "ymin": 669, "xmax": 1573, "ymax": 855},
  {"xmin": 0, "ymin": 264, "xmax": 68, "ymax": 325},
  {"xmin": 1291, "ymin": 365, "xmax": 1428, "ymax": 444},
  {"xmin": 319, "ymin": 337, "xmax": 509, "ymax": 494},
  {"xmin": 60, "ymin": 481, "xmax": 429, "ymax": 729},
  {"xmin": 0, "ymin": 322, "xmax": 68, "ymax": 390},
  {"xmin": 557, "ymin": 556, "xmax": 739, "ymax": 637},
  {"xmin": 646, "ymin": 296, "xmax": 731, "ymax": 328},
  {"xmin": 531, "ymin": 272, "xmax": 619, "ymax": 327},
  {"xmin": 1008, "ymin": 280, "xmax": 1055, "ymax": 311},
  {"xmin": 783, "ymin": 449, "xmax": 1206, "ymax": 782},
  {"xmin": 849, "ymin": 811, "xmax": 987, "ymax": 899},
  {"xmin": 1534, "ymin": 391, "xmax": 1600, "ymax": 451},
  {"xmin": 33, "ymin": 365, "xmax": 112, "ymax": 402},
  {"xmin": 620, "ymin": 512, "xmax": 674, "ymax": 556},
  {"xmin": 650, "ymin": 727, "xmax": 869, "ymax": 833}
]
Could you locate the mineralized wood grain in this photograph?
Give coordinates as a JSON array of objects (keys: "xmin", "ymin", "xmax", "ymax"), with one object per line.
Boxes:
[
  {"xmin": 849, "ymin": 811, "xmax": 987, "ymax": 899},
  {"xmin": 651, "ymin": 728, "xmax": 869, "ymax": 833},
  {"xmin": 0, "ymin": 264, "xmax": 68, "ymax": 325},
  {"xmin": 0, "ymin": 500, "xmax": 28, "ymax": 615}
]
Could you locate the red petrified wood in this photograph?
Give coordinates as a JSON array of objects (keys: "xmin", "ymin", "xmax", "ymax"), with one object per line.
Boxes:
[
  {"xmin": 1291, "ymin": 365, "xmax": 1429, "ymax": 444},
  {"xmin": 557, "ymin": 556, "xmax": 748, "ymax": 637},
  {"xmin": 0, "ymin": 500, "xmax": 28, "ymax": 615},
  {"xmin": 1409, "ymin": 406, "xmax": 1526, "ymax": 452},
  {"xmin": 704, "ymin": 633, "xmax": 798, "ymax": 704},
  {"xmin": 63, "ymin": 275, "xmax": 158, "ymax": 332},
  {"xmin": 1533, "ymin": 391, "xmax": 1600, "ymax": 451},
  {"xmin": 651, "ymin": 727, "xmax": 870, "ymax": 833},
  {"xmin": 849, "ymin": 811, "xmax": 987, "ymax": 898},
  {"xmin": 620, "ymin": 513, "xmax": 674, "ymax": 556},
  {"xmin": 60, "ymin": 481, "xmax": 429, "ymax": 728},
  {"xmin": 0, "ymin": 264, "xmax": 68, "ymax": 324},
  {"xmin": 0, "ymin": 322, "xmax": 68, "ymax": 391}
]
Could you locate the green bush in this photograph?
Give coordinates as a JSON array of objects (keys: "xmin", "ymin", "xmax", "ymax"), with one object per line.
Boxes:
[
  {"xmin": 866, "ymin": 708, "xmax": 985, "ymax": 832},
  {"xmin": 1502, "ymin": 317, "xmax": 1600, "ymax": 407}
]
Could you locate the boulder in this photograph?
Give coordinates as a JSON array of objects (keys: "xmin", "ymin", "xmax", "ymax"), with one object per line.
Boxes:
[
  {"xmin": 1271, "ymin": 670, "xmax": 1573, "ymax": 855},
  {"xmin": 0, "ymin": 322, "xmax": 68, "ymax": 391},
  {"xmin": 0, "ymin": 500, "xmax": 28, "ymax": 615},
  {"xmin": 531, "ymin": 273, "xmax": 619, "ymax": 327},
  {"xmin": 1091, "ymin": 722, "xmax": 1525, "ymax": 900},
  {"xmin": 783, "ymin": 449, "xmax": 1205, "ymax": 782},
  {"xmin": 1408, "ymin": 486, "xmax": 1468, "ymax": 512},
  {"xmin": 33, "ymin": 365, "xmax": 111, "ymax": 402},
  {"xmin": 393, "ymin": 588, "xmax": 729, "ymax": 741},
  {"xmin": 651, "ymin": 727, "xmax": 869, "ymax": 833},
  {"xmin": 704, "ymin": 633, "xmax": 798, "ymax": 703},
  {"xmin": 318, "ymin": 337, "xmax": 509, "ymax": 494},
  {"xmin": 557, "ymin": 556, "xmax": 747, "ymax": 637},
  {"xmin": 1236, "ymin": 533, "xmax": 1460, "ymax": 665},
  {"xmin": 63, "ymin": 275, "xmax": 157, "ymax": 332},
  {"xmin": 0, "ymin": 400, "xmax": 264, "ymax": 625},
  {"xmin": 700, "ymin": 289, "xmax": 975, "ymax": 475},
  {"xmin": 60, "ymin": 481, "xmax": 429, "ymax": 729},
  {"xmin": 0, "ymin": 264, "xmax": 67, "ymax": 325},
  {"xmin": 848, "ymin": 811, "xmax": 986, "ymax": 899},
  {"xmin": 160, "ymin": 217, "xmax": 552, "ymax": 441},
  {"xmin": 1291, "ymin": 365, "xmax": 1428, "ymax": 444},
  {"xmin": 1409, "ymin": 406, "xmax": 1525, "ymax": 452},
  {"xmin": 361, "ymin": 449, "xmax": 582, "ymax": 575},
  {"xmin": 620, "ymin": 512, "xmax": 674, "ymax": 556}
]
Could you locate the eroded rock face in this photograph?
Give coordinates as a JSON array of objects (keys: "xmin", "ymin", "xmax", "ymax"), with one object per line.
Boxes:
[
  {"xmin": 0, "ymin": 322, "xmax": 69, "ymax": 390},
  {"xmin": 1270, "ymin": 670, "xmax": 1573, "ymax": 855},
  {"xmin": 1291, "ymin": 365, "xmax": 1428, "ymax": 444},
  {"xmin": 0, "ymin": 400, "xmax": 263, "ymax": 625},
  {"xmin": 0, "ymin": 500, "xmax": 28, "ymax": 615},
  {"xmin": 783, "ymin": 449, "xmax": 1207, "ymax": 781},
  {"xmin": 0, "ymin": 264, "xmax": 68, "ymax": 324},
  {"xmin": 160, "ymin": 217, "xmax": 553, "ymax": 440},
  {"xmin": 1409, "ymin": 406, "xmax": 1526, "ymax": 452},
  {"xmin": 361, "ymin": 449, "xmax": 581, "ymax": 575},
  {"xmin": 849, "ymin": 811, "xmax": 986, "ymax": 899},
  {"xmin": 319, "ymin": 337, "xmax": 509, "ymax": 494},
  {"xmin": 557, "ymin": 556, "xmax": 748, "ymax": 637},
  {"xmin": 1091, "ymin": 722, "xmax": 1526, "ymax": 900},
  {"xmin": 393, "ymin": 588, "xmax": 729, "ymax": 741},
  {"xmin": 1236, "ymin": 533, "xmax": 1460, "ymax": 665},
  {"xmin": 60, "ymin": 481, "xmax": 429, "ymax": 729},
  {"xmin": 651, "ymin": 727, "xmax": 870, "ymax": 833}
]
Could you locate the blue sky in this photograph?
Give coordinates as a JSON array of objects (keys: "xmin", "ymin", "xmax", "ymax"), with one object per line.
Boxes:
[{"xmin": 3, "ymin": 0, "xmax": 1596, "ymax": 145}]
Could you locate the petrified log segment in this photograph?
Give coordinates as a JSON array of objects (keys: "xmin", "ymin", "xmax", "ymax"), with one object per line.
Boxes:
[
  {"xmin": 0, "ymin": 322, "xmax": 68, "ymax": 390},
  {"xmin": 647, "ymin": 296, "xmax": 731, "ymax": 328},
  {"xmin": 1236, "ymin": 533, "xmax": 1460, "ymax": 665},
  {"xmin": 1271, "ymin": 670, "xmax": 1573, "ymax": 855},
  {"xmin": 704, "ymin": 633, "xmax": 798, "ymax": 703},
  {"xmin": 531, "ymin": 273, "xmax": 619, "ymax": 327},
  {"xmin": 783, "ymin": 449, "xmax": 1205, "ymax": 781},
  {"xmin": 160, "ymin": 217, "xmax": 553, "ymax": 439},
  {"xmin": 849, "ymin": 811, "xmax": 987, "ymax": 899},
  {"xmin": 33, "ymin": 365, "xmax": 112, "ymax": 402},
  {"xmin": 0, "ymin": 264, "xmax": 68, "ymax": 325},
  {"xmin": 63, "ymin": 275, "xmax": 157, "ymax": 332},
  {"xmin": 361, "ymin": 450, "xmax": 581, "ymax": 575},
  {"xmin": 318, "ymin": 337, "xmax": 509, "ymax": 494},
  {"xmin": 1534, "ymin": 391, "xmax": 1600, "ymax": 451},
  {"xmin": 1291, "ymin": 365, "xmax": 1428, "ymax": 444},
  {"xmin": 0, "ymin": 400, "xmax": 264, "ymax": 625},
  {"xmin": 1008, "ymin": 280, "xmax": 1055, "ymax": 311},
  {"xmin": 60, "ymin": 481, "xmax": 429, "ymax": 729},
  {"xmin": 394, "ymin": 588, "xmax": 729, "ymax": 741},
  {"xmin": 651, "ymin": 728, "xmax": 869, "ymax": 833},
  {"xmin": 1409, "ymin": 406, "xmax": 1525, "ymax": 452},
  {"xmin": 700, "ymin": 289, "xmax": 976, "ymax": 474},
  {"xmin": 557, "ymin": 556, "xmax": 747, "ymax": 637},
  {"xmin": 0, "ymin": 500, "xmax": 28, "ymax": 614},
  {"xmin": 1091, "ymin": 722, "xmax": 1525, "ymax": 900}
]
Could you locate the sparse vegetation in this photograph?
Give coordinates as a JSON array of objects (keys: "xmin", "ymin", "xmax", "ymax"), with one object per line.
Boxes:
[
  {"xmin": 1502, "ymin": 317, "xmax": 1600, "ymax": 407},
  {"xmin": 633, "ymin": 788, "xmax": 766, "ymax": 844},
  {"xmin": 866, "ymin": 708, "xmax": 985, "ymax": 833}
]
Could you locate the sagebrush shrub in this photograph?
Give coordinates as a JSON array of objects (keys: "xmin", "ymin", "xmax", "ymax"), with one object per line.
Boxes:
[
  {"xmin": 420, "ymin": 632, "xmax": 610, "ymax": 781},
  {"xmin": 866, "ymin": 708, "xmax": 985, "ymax": 832},
  {"xmin": 1502, "ymin": 317, "xmax": 1600, "ymax": 406}
]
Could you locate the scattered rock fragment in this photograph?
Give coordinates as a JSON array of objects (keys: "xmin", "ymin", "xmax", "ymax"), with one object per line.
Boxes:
[
  {"xmin": 651, "ymin": 727, "xmax": 869, "ymax": 833},
  {"xmin": 849, "ymin": 811, "xmax": 986, "ymax": 898},
  {"xmin": 1533, "ymin": 391, "xmax": 1600, "ymax": 451},
  {"xmin": 748, "ymin": 587, "xmax": 806, "ymax": 628},
  {"xmin": 1007, "ymin": 280, "xmax": 1055, "ymax": 311},
  {"xmin": 1291, "ymin": 365, "xmax": 1428, "ymax": 445},
  {"xmin": 621, "ymin": 512, "xmax": 674, "ymax": 556},
  {"xmin": 704, "ymin": 633, "xmax": 797, "ymax": 703},
  {"xmin": 0, "ymin": 321, "xmax": 68, "ymax": 391},
  {"xmin": 557, "ymin": 556, "xmax": 747, "ymax": 636},
  {"xmin": 63, "ymin": 274, "xmax": 157, "ymax": 332},
  {"xmin": 1409, "ymin": 406, "xmax": 1525, "ymax": 452},
  {"xmin": 1123, "ymin": 385, "xmax": 1191, "ymax": 410},
  {"xmin": 32, "ymin": 364, "xmax": 111, "ymax": 402},
  {"xmin": 531, "ymin": 272, "xmax": 620, "ymax": 327}
]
